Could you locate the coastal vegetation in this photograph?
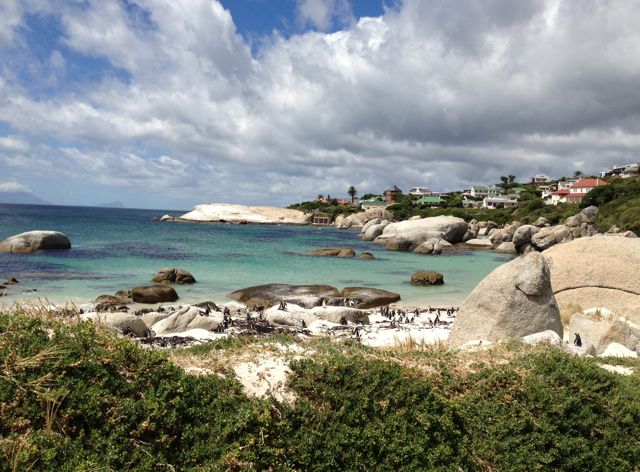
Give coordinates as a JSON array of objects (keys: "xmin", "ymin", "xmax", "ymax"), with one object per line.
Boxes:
[
  {"xmin": 581, "ymin": 176, "xmax": 640, "ymax": 233},
  {"xmin": 2, "ymin": 309, "xmax": 639, "ymax": 471}
]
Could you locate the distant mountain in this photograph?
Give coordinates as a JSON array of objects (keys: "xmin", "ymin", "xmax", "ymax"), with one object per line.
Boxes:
[
  {"xmin": 0, "ymin": 191, "xmax": 49, "ymax": 205},
  {"xmin": 96, "ymin": 201, "xmax": 126, "ymax": 208}
]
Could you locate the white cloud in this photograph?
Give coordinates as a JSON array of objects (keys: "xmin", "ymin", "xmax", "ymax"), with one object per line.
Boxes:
[
  {"xmin": 1, "ymin": 0, "xmax": 640, "ymax": 207},
  {"xmin": 296, "ymin": 0, "xmax": 353, "ymax": 31},
  {"xmin": 0, "ymin": 0, "xmax": 22, "ymax": 47},
  {"xmin": 0, "ymin": 181, "xmax": 31, "ymax": 193}
]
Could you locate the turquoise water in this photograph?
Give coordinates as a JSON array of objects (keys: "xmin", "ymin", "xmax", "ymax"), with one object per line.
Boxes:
[{"xmin": 0, "ymin": 204, "xmax": 513, "ymax": 307}]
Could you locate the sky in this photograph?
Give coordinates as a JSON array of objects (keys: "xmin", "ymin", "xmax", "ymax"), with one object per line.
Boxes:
[{"xmin": 0, "ymin": 0, "xmax": 639, "ymax": 210}]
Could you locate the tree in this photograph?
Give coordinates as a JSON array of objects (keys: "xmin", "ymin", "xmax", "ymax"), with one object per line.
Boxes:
[
  {"xmin": 347, "ymin": 186, "xmax": 358, "ymax": 204},
  {"xmin": 316, "ymin": 194, "xmax": 324, "ymax": 201},
  {"xmin": 508, "ymin": 175, "xmax": 516, "ymax": 184},
  {"xmin": 500, "ymin": 176, "xmax": 509, "ymax": 188},
  {"xmin": 574, "ymin": 170, "xmax": 584, "ymax": 178}
]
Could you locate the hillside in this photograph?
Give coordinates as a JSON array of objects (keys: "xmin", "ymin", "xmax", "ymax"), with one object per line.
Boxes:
[
  {"xmin": 580, "ymin": 176, "xmax": 640, "ymax": 233},
  {"xmin": 1, "ymin": 310, "xmax": 639, "ymax": 471}
]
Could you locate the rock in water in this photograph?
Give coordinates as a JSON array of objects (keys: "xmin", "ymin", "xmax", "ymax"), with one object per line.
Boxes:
[
  {"xmin": 411, "ymin": 271, "xmax": 444, "ymax": 285},
  {"xmin": 308, "ymin": 248, "xmax": 356, "ymax": 258},
  {"xmin": 544, "ymin": 236, "xmax": 640, "ymax": 323},
  {"xmin": 448, "ymin": 252, "xmax": 562, "ymax": 346},
  {"xmin": 152, "ymin": 268, "xmax": 196, "ymax": 284},
  {"xmin": 178, "ymin": 203, "xmax": 309, "ymax": 225},
  {"xmin": 0, "ymin": 231, "xmax": 71, "ymax": 253},
  {"xmin": 375, "ymin": 216, "xmax": 468, "ymax": 251},
  {"xmin": 131, "ymin": 285, "xmax": 179, "ymax": 303},
  {"xmin": 228, "ymin": 284, "xmax": 340, "ymax": 309}
]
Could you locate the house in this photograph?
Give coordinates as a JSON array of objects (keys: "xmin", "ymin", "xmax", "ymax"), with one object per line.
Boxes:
[
  {"xmin": 408, "ymin": 187, "xmax": 433, "ymax": 197},
  {"xmin": 601, "ymin": 163, "xmax": 639, "ymax": 179},
  {"xmin": 462, "ymin": 197, "xmax": 482, "ymax": 208},
  {"xmin": 360, "ymin": 199, "xmax": 388, "ymax": 210},
  {"xmin": 564, "ymin": 178, "xmax": 608, "ymax": 204},
  {"xmin": 532, "ymin": 174, "xmax": 551, "ymax": 184},
  {"xmin": 312, "ymin": 214, "xmax": 331, "ymax": 225},
  {"xmin": 416, "ymin": 196, "xmax": 445, "ymax": 206},
  {"xmin": 545, "ymin": 189, "xmax": 570, "ymax": 205},
  {"xmin": 482, "ymin": 195, "xmax": 518, "ymax": 209},
  {"xmin": 467, "ymin": 185, "xmax": 501, "ymax": 199},
  {"xmin": 557, "ymin": 177, "xmax": 580, "ymax": 190},
  {"xmin": 384, "ymin": 185, "xmax": 403, "ymax": 203}
]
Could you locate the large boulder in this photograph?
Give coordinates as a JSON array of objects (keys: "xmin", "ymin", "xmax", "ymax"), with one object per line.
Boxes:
[
  {"xmin": 411, "ymin": 271, "xmax": 444, "ymax": 285},
  {"xmin": 131, "ymin": 285, "xmax": 179, "ymax": 304},
  {"xmin": 228, "ymin": 284, "xmax": 340, "ymax": 309},
  {"xmin": 152, "ymin": 268, "xmax": 196, "ymax": 284},
  {"xmin": 413, "ymin": 238, "xmax": 454, "ymax": 255},
  {"xmin": 489, "ymin": 222, "xmax": 522, "ymax": 245},
  {"xmin": 463, "ymin": 238, "xmax": 493, "ymax": 248},
  {"xmin": 375, "ymin": 216, "xmax": 468, "ymax": 251},
  {"xmin": 337, "ymin": 209, "xmax": 394, "ymax": 228},
  {"xmin": 0, "ymin": 231, "xmax": 71, "ymax": 253},
  {"xmin": 82, "ymin": 312, "xmax": 149, "ymax": 337},
  {"xmin": 308, "ymin": 248, "xmax": 356, "ymax": 258},
  {"xmin": 544, "ymin": 236, "xmax": 640, "ymax": 323},
  {"xmin": 512, "ymin": 225, "xmax": 539, "ymax": 249},
  {"xmin": 151, "ymin": 306, "xmax": 222, "ymax": 335},
  {"xmin": 362, "ymin": 222, "xmax": 389, "ymax": 241},
  {"xmin": 530, "ymin": 225, "xmax": 573, "ymax": 251},
  {"xmin": 339, "ymin": 287, "xmax": 401, "ymax": 309},
  {"xmin": 495, "ymin": 241, "xmax": 517, "ymax": 254},
  {"xmin": 448, "ymin": 252, "xmax": 562, "ymax": 346}
]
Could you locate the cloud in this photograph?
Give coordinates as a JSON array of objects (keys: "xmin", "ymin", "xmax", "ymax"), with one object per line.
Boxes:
[
  {"xmin": 0, "ymin": 181, "xmax": 31, "ymax": 193},
  {"xmin": 295, "ymin": 0, "xmax": 353, "ymax": 31},
  {"xmin": 0, "ymin": 0, "xmax": 640, "ymax": 208},
  {"xmin": 0, "ymin": 0, "xmax": 22, "ymax": 47}
]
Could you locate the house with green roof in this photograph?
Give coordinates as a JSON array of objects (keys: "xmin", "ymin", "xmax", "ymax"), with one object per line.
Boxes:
[{"xmin": 416, "ymin": 196, "xmax": 445, "ymax": 206}]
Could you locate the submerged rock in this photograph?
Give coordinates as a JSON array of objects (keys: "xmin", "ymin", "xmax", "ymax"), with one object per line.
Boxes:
[
  {"xmin": 410, "ymin": 271, "xmax": 444, "ymax": 285},
  {"xmin": 308, "ymin": 248, "xmax": 356, "ymax": 258},
  {"xmin": 152, "ymin": 268, "xmax": 196, "ymax": 284},
  {"xmin": 0, "ymin": 231, "xmax": 71, "ymax": 253},
  {"xmin": 131, "ymin": 284, "xmax": 179, "ymax": 304}
]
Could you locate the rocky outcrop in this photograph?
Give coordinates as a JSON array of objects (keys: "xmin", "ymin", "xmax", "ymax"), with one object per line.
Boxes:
[
  {"xmin": 336, "ymin": 209, "xmax": 394, "ymax": 229},
  {"xmin": 151, "ymin": 306, "xmax": 222, "ymax": 335},
  {"xmin": 178, "ymin": 203, "xmax": 310, "ymax": 225},
  {"xmin": 488, "ymin": 222, "xmax": 522, "ymax": 245},
  {"xmin": 228, "ymin": 284, "xmax": 340, "ymax": 309},
  {"xmin": 375, "ymin": 216, "xmax": 468, "ymax": 251},
  {"xmin": 530, "ymin": 225, "xmax": 573, "ymax": 251},
  {"xmin": 358, "ymin": 252, "xmax": 375, "ymax": 260},
  {"xmin": 413, "ymin": 238, "xmax": 454, "ymax": 255},
  {"xmin": 264, "ymin": 304, "xmax": 369, "ymax": 327},
  {"xmin": 448, "ymin": 252, "xmax": 562, "ymax": 346},
  {"xmin": 0, "ymin": 231, "xmax": 71, "ymax": 253},
  {"xmin": 152, "ymin": 268, "xmax": 196, "ymax": 284},
  {"xmin": 544, "ymin": 236, "xmax": 640, "ymax": 322},
  {"xmin": 568, "ymin": 313, "xmax": 640, "ymax": 355},
  {"xmin": 131, "ymin": 285, "xmax": 179, "ymax": 304},
  {"xmin": 94, "ymin": 295, "xmax": 131, "ymax": 310},
  {"xmin": 512, "ymin": 224, "xmax": 540, "ymax": 249},
  {"xmin": 410, "ymin": 271, "xmax": 444, "ymax": 285},
  {"xmin": 309, "ymin": 248, "xmax": 356, "ymax": 258},
  {"xmin": 362, "ymin": 221, "xmax": 390, "ymax": 241},
  {"xmin": 339, "ymin": 287, "xmax": 401, "ymax": 309}
]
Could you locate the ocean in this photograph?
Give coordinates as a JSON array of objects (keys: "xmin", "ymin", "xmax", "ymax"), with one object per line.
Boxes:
[{"xmin": 0, "ymin": 204, "xmax": 512, "ymax": 307}]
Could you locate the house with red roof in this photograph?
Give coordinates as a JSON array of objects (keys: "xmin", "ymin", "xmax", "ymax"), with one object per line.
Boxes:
[{"xmin": 564, "ymin": 178, "xmax": 607, "ymax": 204}]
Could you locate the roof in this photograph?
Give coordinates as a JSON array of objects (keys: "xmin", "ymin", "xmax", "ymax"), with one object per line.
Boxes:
[
  {"xmin": 552, "ymin": 189, "xmax": 570, "ymax": 195},
  {"xmin": 572, "ymin": 178, "xmax": 607, "ymax": 188},
  {"xmin": 385, "ymin": 185, "xmax": 402, "ymax": 193},
  {"xmin": 360, "ymin": 200, "xmax": 387, "ymax": 207},
  {"xmin": 417, "ymin": 196, "xmax": 445, "ymax": 204}
]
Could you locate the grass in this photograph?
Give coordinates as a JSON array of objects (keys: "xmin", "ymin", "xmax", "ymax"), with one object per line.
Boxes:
[{"xmin": 1, "ymin": 310, "xmax": 639, "ymax": 471}]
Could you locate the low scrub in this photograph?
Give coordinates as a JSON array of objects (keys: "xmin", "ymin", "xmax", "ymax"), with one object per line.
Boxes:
[{"xmin": 1, "ymin": 312, "xmax": 639, "ymax": 471}]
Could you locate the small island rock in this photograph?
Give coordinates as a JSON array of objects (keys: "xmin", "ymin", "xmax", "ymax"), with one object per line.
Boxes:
[
  {"xmin": 131, "ymin": 284, "xmax": 179, "ymax": 304},
  {"xmin": 0, "ymin": 231, "xmax": 71, "ymax": 253},
  {"xmin": 411, "ymin": 271, "xmax": 444, "ymax": 285},
  {"xmin": 152, "ymin": 268, "xmax": 196, "ymax": 284}
]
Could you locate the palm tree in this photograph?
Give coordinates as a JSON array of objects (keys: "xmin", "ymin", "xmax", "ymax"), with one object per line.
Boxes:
[
  {"xmin": 347, "ymin": 186, "xmax": 358, "ymax": 204},
  {"xmin": 508, "ymin": 175, "xmax": 516, "ymax": 184}
]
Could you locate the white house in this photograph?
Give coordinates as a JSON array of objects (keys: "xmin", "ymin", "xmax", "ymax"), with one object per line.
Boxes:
[
  {"xmin": 482, "ymin": 195, "xmax": 518, "ymax": 209},
  {"xmin": 467, "ymin": 185, "xmax": 501, "ymax": 199},
  {"xmin": 601, "ymin": 163, "xmax": 639, "ymax": 179},
  {"xmin": 408, "ymin": 187, "xmax": 433, "ymax": 197},
  {"xmin": 565, "ymin": 178, "xmax": 608, "ymax": 204},
  {"xmin": 532, "ymin": 174, "xmax": 551, "ymax": 184}
]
